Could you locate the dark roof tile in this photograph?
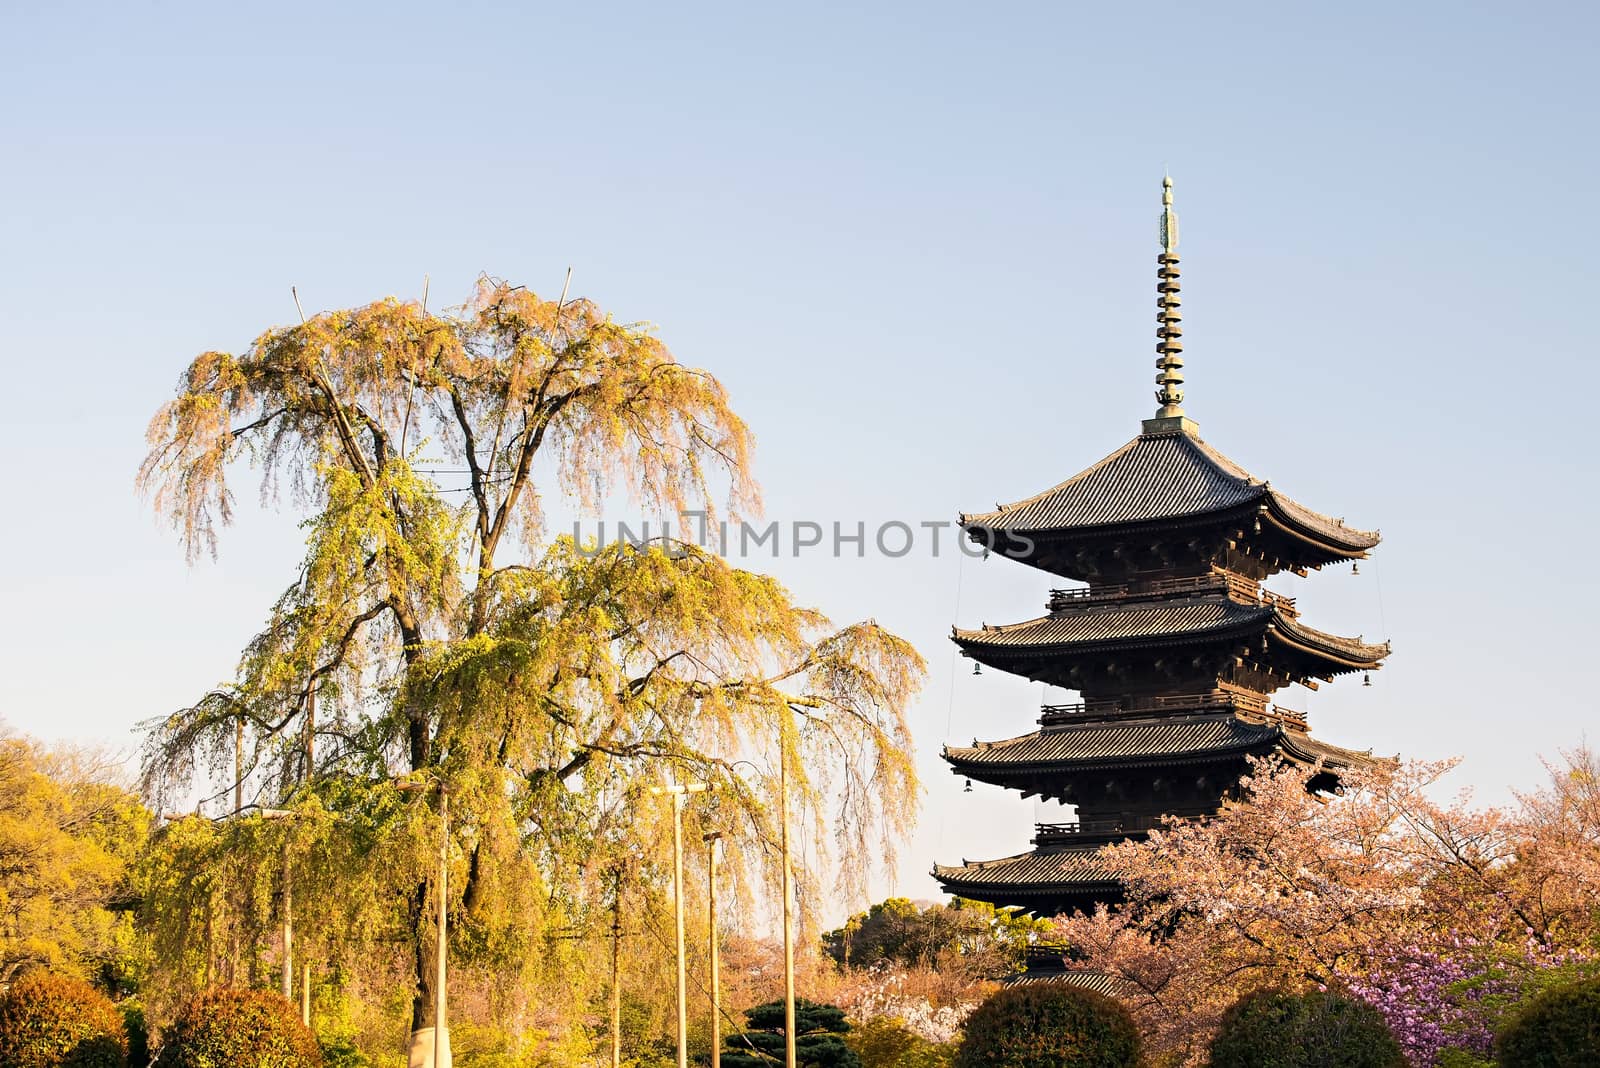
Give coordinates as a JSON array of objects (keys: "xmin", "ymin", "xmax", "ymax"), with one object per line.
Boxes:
[
  {"xmin": 954, "ymin": 599, "xmax": 1390, "ymax": 666},
  {"xmin": 956, "ymin": 598, "xmax": 1266, "ymax": 647},
  {"xmin": 945, "ymin": 713, "xmax": 1374, "ymax": 770},
  {"xmin": 1004, "ymin": 969, "xmax": 1149, "ymax": 1000},
  {"xmin": 962, "ymin": 431, "xmax": 1378, "ymax": 551},
  {"xmin": 933, "ymin": 845, "xmax": 1121, "ymax": 888},
  {"xmin": 948, "ymin": 715, "xmax": 1276, "ymax": 765}
]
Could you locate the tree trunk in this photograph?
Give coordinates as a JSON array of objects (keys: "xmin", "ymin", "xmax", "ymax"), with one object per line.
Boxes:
[{"xmin": 409, "ymin": 882, "xmax": 435, "ymax": 1032}]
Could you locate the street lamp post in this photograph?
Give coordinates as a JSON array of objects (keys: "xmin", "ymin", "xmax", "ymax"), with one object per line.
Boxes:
[
  {"xmin": 651, "ymin": 781, "xmax": 711, "ymax": 1068},
  {"xmin": 610, "ymin": 867, "xmax": 623, "ymax": 1068},
  {"xmin": 398, "ymin": 780, "xmax": 451, "ymax": 1068},
  {"xmin": 164, "ymin": 804, "xmax": 314, "ymax": 1022},
  {"xmin": 259, "ymin": 808, "xmax": 301, "ymax": 1011},
  {"xmin": 779, "ymin": 710, "xmax": 797, "ymax": 1068},
  {"xmin": 704, "ymin": 831, "xmax": 723, "ymax": 1068},
  {"xmin": 282, "ymin": 840, "xmax": 293, "ymax": 1001},
  {"xmin": 779, "ymin": 701, "xmax": 825, "ymax": 1068}
]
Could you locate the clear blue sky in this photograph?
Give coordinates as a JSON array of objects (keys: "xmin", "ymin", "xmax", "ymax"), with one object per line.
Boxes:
[{"xmin": 1, "ymin": 2, "xmax": 1595, "ymax": 909}]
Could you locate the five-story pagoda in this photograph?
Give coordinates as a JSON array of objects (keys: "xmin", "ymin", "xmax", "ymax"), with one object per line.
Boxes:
[{"xmin": 932, "ymin": 178, "xmax": 1389, "ymax": 917}]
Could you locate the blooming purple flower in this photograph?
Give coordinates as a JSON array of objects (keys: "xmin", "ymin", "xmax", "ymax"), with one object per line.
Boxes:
[{"xmin": 1340, "ymin": 936, "xmax": 1594, "ymax": 1067}]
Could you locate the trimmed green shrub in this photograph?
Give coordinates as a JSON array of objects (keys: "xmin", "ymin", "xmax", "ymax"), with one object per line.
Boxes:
[
  {"xmin": 846, "ymin": 1017, "xmax": 952, "ymax": 1068},
  {"xmin": 723, "ymin": 999, "xmax": 861, "ymax": 1067},
  {"xmin": 1208, "ymin": 988, "xmax": 1404, "ymax": 1068},
  {"xmin": 316, "ymin": 1035, "xmax": 374, "ymax": 1068},
  {"xmin": 1494, "ymin": 974, "xmax": 1600, "ymax": 1067},
  {"xmin": 153, "ymin": 988, "xmax": 321, "ymax": 1068},
  {"xmin": 953, "ymin": 983, "xmax": 1141, "ymax": 1068},
  {"xmin": 0, "ymin": 971, "xmax": 129, "ymax": 1068}
]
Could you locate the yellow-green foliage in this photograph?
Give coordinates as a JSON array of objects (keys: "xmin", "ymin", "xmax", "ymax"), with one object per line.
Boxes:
[
  {"xmin": 826, "ymin": 897, "xmax": 1049, "ymax": 979},
  {"xmin": 846, "ymin": 1018, "xmax": 953, "ymax": 1068},
  {"xmin": 0, "ymin": 971, "xmax": 129, "ymax": 1068},
  {"xmin": 0, "ymin": 734, "xmax": 149, "ymax": 985},
  {"xmin": 136, "ymin": 280, "xmax": 926, "ymax": 1049},
  {"xmin": 153, "ymin": 988, "xmax": 321, "ymax": 1068}
]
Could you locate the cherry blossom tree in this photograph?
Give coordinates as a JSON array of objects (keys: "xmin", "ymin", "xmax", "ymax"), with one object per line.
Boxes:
[{"xmin": 1046, "ymin": 752, "xmax": 1600, "ymax": 1065}]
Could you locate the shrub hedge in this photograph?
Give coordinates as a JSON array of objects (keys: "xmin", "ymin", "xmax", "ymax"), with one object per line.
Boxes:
[
  {"xmin": 0, "ymin": 971, "xmax": 129, "ymax": 1068},
  {"xmin": 724, "ymin": 999, "xmax": 860, "ymax": 1067},
  {"xmin": 152, "ymin": 988, "xmax": 321, "ymax": 1068},
  {"xmin": 1208, "ymin": 988, "xmax": 1404, "ymax": 1068},
  {"xmin": 1494, "ymin": 975, "xmax": 1600, "ymax": 1067},
  {"xmin": 953, "ymin": 983, "xmax": 1142, "ymax": 1068}
]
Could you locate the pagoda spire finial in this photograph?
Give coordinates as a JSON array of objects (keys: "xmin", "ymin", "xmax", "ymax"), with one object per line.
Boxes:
[{"xmin": 1144, "ymin": 174, "xmax": 1199, "ymax": 436}]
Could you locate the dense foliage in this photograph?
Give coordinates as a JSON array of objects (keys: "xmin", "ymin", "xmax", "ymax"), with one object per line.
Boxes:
[
  {"xmin": 952, "ymin": 984, "xmax": 1141, "ymax": 1068},
  {"xmin": 0, "ymin": 971, "xmax": 129, "ymax": 1068},
  {"xmin": 1494, "ymin": 975, "xmax": 1600, "ymax": 1067},
  {"xmin": 136, "ymin": 280, "xmax": 924, "ymax": 1046},
  {"xmin": 723, "ymin": 999, "xmax": 860, "ymax": 1067},
  {"xmin": 844, "ymin": 1017, "xmax": 952, "ymax": 1068},
  {"xmin": 1207, "ymin": 988, "xmax": 1403, "ymax": 1068},
  {"xmin": 0, "ymin": 734, "xmax": 149, "ymax": 985},
  {"xmin": 152, "ymin": 988, "xmax": 321, "ymax": 1068},
  {"xmin": 823, "ymin": 897, "xmax": 1045, "ymax": 980}
]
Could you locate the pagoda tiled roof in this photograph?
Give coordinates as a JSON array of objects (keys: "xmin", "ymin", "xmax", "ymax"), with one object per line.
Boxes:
[
  {"xmin": 960, "ymin": 430, "xmax": 1379, "ymax": 553},
  {"xmin": 932, "ymin": 844, "xmax": 1120, "ymax": 894},
  {"xmin": 1005, "ymin": 967, "xmax": 1148, "ymax": 1000},
  {"xmin": 954, "ymin": 599, "xmax": 1391, "ymax": 668},
  {"xmin": 944, "ymin": 713, "xmax": 1373, "ymax": 771}
]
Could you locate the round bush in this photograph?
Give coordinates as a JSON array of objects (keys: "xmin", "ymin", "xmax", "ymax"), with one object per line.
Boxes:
[
  {"xmin": 954, "ymin": 983, "xmax": 1142, "ymax": 1068},
  {"xmin": 846, "ymin": 1017, "xmax": 950, "ymax": 1068},
  {"xmin": 153, "ymin": 988, "xmax": 321, "ymax": 1068},
  {"xmin": 0, "ymin": 971, "xmax": 129, "ymax": 1068},
  {"xmin": 1208, "ymin": 988, "xmax": 1403, "ymax": 1068},
  {"xmin": 1495, "ymin": 975, "xmax": 1600, "ymax": 1067}
]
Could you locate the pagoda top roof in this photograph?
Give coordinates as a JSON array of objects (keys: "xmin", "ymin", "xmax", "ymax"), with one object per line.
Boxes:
[
  {"xmin": 960, "ymin": 429, "xmax": 1379, "ymax": 556},
  {"xmin": 954, "ymin": 598, "xmax": 1391, "ymax": 670},
  {"xmin": 943, "ymin": 711, "xmax": 1373, "ymax": 772}
]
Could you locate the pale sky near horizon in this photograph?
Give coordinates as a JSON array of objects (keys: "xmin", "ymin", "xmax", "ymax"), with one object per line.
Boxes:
[{"xmin": 1, "ymin": 2, "xmax": 1596, "ymax": 915}]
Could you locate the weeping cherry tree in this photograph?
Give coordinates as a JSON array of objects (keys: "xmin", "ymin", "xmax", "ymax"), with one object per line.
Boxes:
[{"xmin": 136, "ymin": 279, "xmax": 925, "ymax": 1048}]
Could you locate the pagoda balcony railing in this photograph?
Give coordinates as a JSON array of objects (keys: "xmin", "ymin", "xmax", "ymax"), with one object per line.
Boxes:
[
  {"xmin": 1038, "ymin": 694, "xmax": 1309, "ymax": 732},
  {"xmin": 1033, "ymin": 815, "xmax": 1163, "ymax": 842},
  {"xmin": 1261, "ymin": 704, "xmax": 1310, "ymax": 732},
  {"xmin": 1047, "ymin": 569, "xmax": 1298, "ymax": 617},
  {"xmin": 1039, "ymin": 688, "xmax": 1270, "ymax": 726},
  {"xmin": 1024, "ymin": 943, "xmax": 1070, "ymax": 968}
]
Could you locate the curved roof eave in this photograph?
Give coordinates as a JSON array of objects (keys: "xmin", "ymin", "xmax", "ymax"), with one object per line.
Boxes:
[
  {"xmin": 1262, "ymin": 498, "xmax": 1380, "ymax": 555},
  {"xmin": 1271, "ymin": 617, "xmax": 1392, "ymax": 668},
  {"xmin": 957, "ymin": 430, "xmax": 1381, "ymax": 556}
]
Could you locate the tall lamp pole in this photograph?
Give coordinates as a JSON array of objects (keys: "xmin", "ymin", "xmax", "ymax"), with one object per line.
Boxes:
[
  {"xmin": 260, "ymin": 808, "xmax": 301, "ymax": 1009},
  {"xmin": 704, "ymin": 832, "xmax": 724, "ymax": 1068},
  {"xmin": 165, "ymin": 805, "xmax": 309, "ymax": 1007},
  {"xmin": 779, "ymin": 710, "xmax": 796, "ymax": 1068},
  {"xmin": 398, "ymin": 780, "xmax": 451, "ymax": 1068},
  {"xmin": 779, "ymin": 701, "xmax": 825, "ymax": 1068},
  {"xmin": 301, "ymin": 687, "xmax": 315, "ymax": 1026},
  {"xmin": 282, "ymin": 840, "xmax": 293, "ymax": 1001},
  {"xmin": 610, "ymin": 867, "xmax": 624, "ymax": 1068},
  {"xmin": 651, "ymin": 781, "xmax": 711, "ymax": 1068}
]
